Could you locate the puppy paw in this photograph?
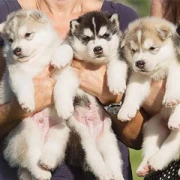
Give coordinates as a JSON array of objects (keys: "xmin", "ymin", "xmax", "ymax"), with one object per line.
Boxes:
[
  {"xmin": 148, "ymin": 154, "xmax": 166, "ymax": 171},
  {"xmin": 162, "ymin": 93, "xmax": 180, "ymax": 108},
  {"xmin": 19, "ymin": 99, "xmax": 35, "ymax": 112},
  {"xmin": 108, "ymin": 79, "xmax": 126, "ymax": 95},
  {"xmin": 136, "ymin": 162, "xmax": 150, "ymax": 177},
  {"xmin": 55, "ymin": 100, "xmax": 74, "ymax": 120},
  {"xmin": 168, "ymin": 116, "xmax": 180, "ymax": 130},
  {"xmin": 117, "ymin": 104, "xmax": 137, "ymax": 122},
  {"xmin": 51, "ymin": 45, "xmax": 73, "ymax": 69}
]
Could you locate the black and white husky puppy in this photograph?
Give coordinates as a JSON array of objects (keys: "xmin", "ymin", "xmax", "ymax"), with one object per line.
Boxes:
[{"xmin": 63, "ymin": 11, "xmax": 127, "ymax": 180}]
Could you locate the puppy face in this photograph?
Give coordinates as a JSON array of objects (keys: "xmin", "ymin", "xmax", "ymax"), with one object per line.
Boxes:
[
  {"xmin": 68, "ymin": 11, "xmax": 121, "ymax": 64},
  {"xmin": 0, "ymin": 10, "xmax": 55, "ymax": 63},
  {"xmin": 122, "ymin": 17, "xmax": 176, "ymax": 74}
]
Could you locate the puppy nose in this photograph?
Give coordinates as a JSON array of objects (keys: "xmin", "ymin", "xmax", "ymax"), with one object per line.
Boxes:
[
  {"xmin": 13, "ymin": 47, "xmax": 22, "ymax": 56},
  {"xmin": 135, "ymin": 60, "xmax": 145, "ymax": 69},
  {"xmin": 94, "ymin": 46, "xmax": 103, "ymax": 55}
]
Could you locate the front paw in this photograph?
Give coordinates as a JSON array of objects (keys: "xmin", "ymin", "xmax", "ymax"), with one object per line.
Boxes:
[
  {"xmin": 51, "ymin": 45, "xmax": 73, "ymax": 69},
  {"xmin": 117, "ymin": 104, "xmax": 138, "ymax": 122},
  {"xmin": 163, "ymin": 92, "xmax": 180, "ymax": 108},
  {"xmin": 19, "ymin": 98, "xmax": 35, "ymax": 112},
  {"xmin": 55, "ymin": 99, "xmax": 74, "ymax": 120},
  {"xmin": 168, "ymin": 114, "xmax": 180, "ymax": 130},
  {"xmin": 108, "ymin": 79, "xmax": 126, "ymax": 95}
]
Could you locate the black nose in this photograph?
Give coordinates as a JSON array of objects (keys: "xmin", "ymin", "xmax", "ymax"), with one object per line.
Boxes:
[
  {"xmin": 135, "ymin": 60, "xmax": 145, "ymax": 69},
  {"xmin": 93, "ymin": 46, "xmax": 103, "ymax": 55},
  {"xmin": 13, "ymin": 47, "xmax": 22, "ymax": 56}
]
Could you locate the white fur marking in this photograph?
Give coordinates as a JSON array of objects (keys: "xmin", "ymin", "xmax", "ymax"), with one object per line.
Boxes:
[{"xmin": 98, "ymin": 26, "xmax": 108, "ymax": 36}]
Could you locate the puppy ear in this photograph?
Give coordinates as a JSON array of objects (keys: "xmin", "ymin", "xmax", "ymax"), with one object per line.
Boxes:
[
  {"xmin": 156, "ymin": 25, "xmax": 172, "ymax": 40},
  {"xmin": 109, "ymin": 14, "xmax": 119, "ymax": 28},
  {"xmin": 121, "ymin": 39, "xmax": 125, "ymax": 48},
  {"xmin": 120, "ymin": 31, "xmax": 127, "ymax": 48},
  {"xmin": 176, "ymin": 24, "xmax": 180, "ymax": 36},
  {"xmin": 0, "ymin": 22, "xmax": 5, "ymax": 33},
  {"xmin": 70, "ymin": 20, "xmax": 79, "ymax": 33},
  {"xmin": 30, "ymin": 11, "xmax": 46, "ymax": 23}
]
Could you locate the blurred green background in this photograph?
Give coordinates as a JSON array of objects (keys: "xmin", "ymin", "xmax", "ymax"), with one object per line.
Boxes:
[{"xmin": 111, "ymin": 0, "xmax": 151, "ymax": 180}]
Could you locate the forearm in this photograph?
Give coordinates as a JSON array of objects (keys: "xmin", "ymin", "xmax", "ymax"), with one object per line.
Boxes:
[
  {"xmin": 0, "ymin": 98, "xmax": 28, "ymax": 139},
  {"xmin": 109, "ymin": 109, "xmax": 149, "ymax": 150},
  {"xmin": 150, "ymin": 0, "xmax": 164, "ymax": 17},
  {"xmin": 100, "ymin": 92, "xmax": 149, "ymax": 149}
]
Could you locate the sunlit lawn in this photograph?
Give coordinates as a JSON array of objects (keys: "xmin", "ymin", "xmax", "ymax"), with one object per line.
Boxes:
[{"xmin": 129, "ymin": 149, "xmax": 143, "ymax": 180}]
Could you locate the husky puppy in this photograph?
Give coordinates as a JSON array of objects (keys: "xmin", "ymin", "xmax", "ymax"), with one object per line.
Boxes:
[
  {"xmin": 61, "ymin": 11, "xmax": 126, "ymax": 180},
  {"xmin": 117, "ymin": 17, "xmax": 180, "ymax": 176},
  {"xmin": 0, "ymin": 10, "xmax": 74, "ymax": 180}
]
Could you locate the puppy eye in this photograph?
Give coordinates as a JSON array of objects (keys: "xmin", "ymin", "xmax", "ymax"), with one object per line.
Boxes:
[
  {"xmin": 9, "ymin": 38, "xmax": 13, "ymax": 43},
  {"xmin": 82, "ymin": 36, "xmax": 90, "ymax": 42},
  {"xmin": 25, "ymin": 32, "xmax": 33, "ymax": 40},
  {"xmin": 102, "ymin": 33, "xmax": 110, "ymax": 39},
  {"xmin": 131, "ymin": 49, "xmax": 136, "ymax": 54},
  {"xmin": 149, "ymin": 46, "xmax": 156, "ymax": 51}
]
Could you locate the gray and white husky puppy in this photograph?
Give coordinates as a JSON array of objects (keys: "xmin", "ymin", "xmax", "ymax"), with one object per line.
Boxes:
[
  {"xmin": 116, "ymin": 17, "xmax": 180, "ymax": 176},
  {"xmin": 62, "ymin": 11, "xmax": 127, "ymax": 180},
  {"xmin": 0, "ymin": 10, "xmax": 75, "ymax": 180}
]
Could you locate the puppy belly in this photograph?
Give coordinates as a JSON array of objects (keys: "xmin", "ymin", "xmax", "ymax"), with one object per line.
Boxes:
[
  {"xmin": 73, "ymin": 104, "xmax": 105, "ymax": 139},
  {"xmin": 32, "ymin": 108, "xmax": 51, "ymax": 140}
]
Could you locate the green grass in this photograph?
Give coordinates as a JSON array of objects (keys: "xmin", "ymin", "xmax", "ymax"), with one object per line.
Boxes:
[{"xmin": 129, "ymin": 149, "xmax": 143, "ymax": 180}]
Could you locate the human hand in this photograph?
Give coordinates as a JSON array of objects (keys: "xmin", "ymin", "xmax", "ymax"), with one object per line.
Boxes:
[
  {"xmin": 71, "ymin": 59, "xmax": 123, "ymax": 105},
  {"xmin": 9, "ymin": 66, "xmax": 55, "ymax": 119},
  {"xmin": 143, "ymin": 80, "xmax": 166, "ymax": 115},
  {"xmin": 33, "ymin": 66, "xmax": 55, "ymax": 111}
]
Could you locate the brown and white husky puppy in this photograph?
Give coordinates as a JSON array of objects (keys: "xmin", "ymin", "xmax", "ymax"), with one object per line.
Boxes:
[
  {"xmin": 117, "ymin": 17, "xmax": 180, "ymax": 176},
  {"xmin": 0, "ymin": 9, "xmax": 75, "ymax": 180}
]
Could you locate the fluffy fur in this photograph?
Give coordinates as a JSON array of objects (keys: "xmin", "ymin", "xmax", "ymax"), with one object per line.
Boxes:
[
  {"xmin": 0, "ymin": 10, "xmax": 74, "ymax": 180},
  {"xmin": 63, "ymin": 11, "xmax": 127, "ymax": 180},
  {"xmin": 117, "ymin": 17, "xmax": 180, "ymax": 176}
]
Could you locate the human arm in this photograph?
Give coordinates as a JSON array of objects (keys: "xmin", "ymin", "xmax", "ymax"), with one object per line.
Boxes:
[{"xmin": 150, "ymin": 0, "xmax": 164, "ymax": 17}]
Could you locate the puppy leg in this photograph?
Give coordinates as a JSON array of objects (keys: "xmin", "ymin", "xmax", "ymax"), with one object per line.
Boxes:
[
  {"xmin": 148, "ymin": 130, "xmax": 180, "ymax": 171},
  {"xmin": 168, "ymin": 104, "xmax": 180, "ymax": 129},
  {"xmin": 118, "ymin": 72, "xmax": 150, "ymax": 121},
  {"xmin": 8, "ymin": 71, "xmax": 35, "ymax": 112},
  {"xmin": 97, "ymin": 116, "xmax": 124, "ymax": 180},
  {"xmin": 40, "ymin": 122, "xmax": 70, "ymax": 171},
  {"xmin": 54, "ymin": 67, "xmax": 79, "ymax": 119},
  {"xmin": 23, "ymin": 119, "xmax": 51, "ymax": 180},
  {"xmin": 51, "ymin": 44, "xmax": 73, "ymax": 68},
  {"xmin": 163, "ymin": 61, "xmax": 180, "ymax": 107},
  {"xmin": 4, "ymin": 117, "xmax": 51, "ymax": 180},
  {"xmin": 137, "ymin": 113, "xmax": 168, "ymax": 177},
  {"xmin": 68, "ymin": 116, "xmax": 114, "ymax": 180},
  {"xmin": 107, "ymin": 59, "xmax": 127, "ymax": 95},
  {"xmin": 26, "ymin": 141, "xmax": 52, "ymax": 180}
]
